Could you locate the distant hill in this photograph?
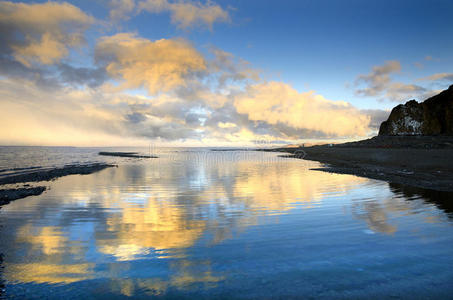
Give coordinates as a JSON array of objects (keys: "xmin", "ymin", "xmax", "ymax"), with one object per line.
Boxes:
[{"xmin": 379, "ymin": 85, "xmax": 453, "ymax": 135}]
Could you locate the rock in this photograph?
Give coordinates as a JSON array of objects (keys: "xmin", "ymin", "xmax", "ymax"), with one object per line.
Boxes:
[
  {"xmin": 0, "ymin": 163, "xmax": 116, "ymax": 185},
  {"xmin": 379, "ymin": 85, "xmax": 453, "ymax": 135},
  {"xmin": 0, "ymin": 186, "xmax": 46, "ymax": 205},
  {"xmin": 98, "ymin": 152, "xmax": 157, "ymax": 158}
]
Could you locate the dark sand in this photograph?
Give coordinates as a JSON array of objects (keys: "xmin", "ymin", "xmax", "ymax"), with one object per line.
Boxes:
[
  {"xmin": 263, "ymin": 136, "xmax": 453, "ymax": 192},
  {"xmin": 0, "ymin": 163, "xmax": 115, "ymax": 205}
]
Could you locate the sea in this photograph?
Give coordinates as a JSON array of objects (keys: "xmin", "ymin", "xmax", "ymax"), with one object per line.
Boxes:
[{"xmin": 0, "ymin": 146, "xmax": 452, "ymax": 299}]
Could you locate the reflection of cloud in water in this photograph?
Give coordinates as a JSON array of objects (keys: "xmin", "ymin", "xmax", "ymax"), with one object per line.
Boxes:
[
  {"xmin": 92, "ymin": 159, "xmax": 369, "ymax": 260},
  {"xmin": 107, "ymin": 260, "xmax": 224, "ymax": 297},
  {"xmin": 0, "ymin": 154, "xmax": 372, "ymax": 289},
  {"xmin": 16, "ymin": 225, "xmax": 68, "ymax": 255},
  {"xmin": 352, "ymin": 201, "xmax": 397, "ymax": 234},
  {"xmin": 97, "ymin": 195, "xmax": 206, "ymax": 259},
  {"xmin": 99, "ymin": 244, "xmax": 150, "ymax": 261},
  {"xmin": 5, "ymin": 224, "xmax": 94, "ymax": 284},
  {"xmin": 231, "ymin": 162, "xmax": 368, "ymax": 212},
  {"xmin": 350, "ymin": 183, "xmax": 453, "ymax": 235},
  {"xmin": 5, "ymin": 263, "xmax": 94, "ymax": 284}
]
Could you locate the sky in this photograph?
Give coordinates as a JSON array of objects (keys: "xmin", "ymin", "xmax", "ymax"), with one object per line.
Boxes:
[{"xmin": 0, "ymin": 0, "xmax": 452, "ymax": 146}]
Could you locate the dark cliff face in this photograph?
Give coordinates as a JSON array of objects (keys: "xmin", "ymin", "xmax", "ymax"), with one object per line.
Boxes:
[{"xmin": 379, "ymin": 85, "xmax": 453, "ymax": 136}]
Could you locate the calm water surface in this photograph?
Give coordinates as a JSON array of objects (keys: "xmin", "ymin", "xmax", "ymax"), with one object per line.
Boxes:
[{"xmin": 0, "ymin": 147, "xmax": 453, "ymax": 299}]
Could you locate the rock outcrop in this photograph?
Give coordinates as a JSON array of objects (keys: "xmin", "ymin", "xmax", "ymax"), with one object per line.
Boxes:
[{"xmin": 379, "ymin": 85, "xmax": 453, "ymax": 135}]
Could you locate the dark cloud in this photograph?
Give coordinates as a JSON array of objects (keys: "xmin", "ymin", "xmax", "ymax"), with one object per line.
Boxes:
[
  {"xmin": 0, "ymin": 56, "xmax": 62, "ymax": 90},
  {"xmin": 208, "ymin": 48, "xmax": 260, "ymax": 88},
  {"xmin": 184, "ymin": 113, "xmax": 203, "ymax": 125},
  {"xmin": 58, "ymin": 64, "xmax": 108, "ymax": 88},
  {"xmin": 355, "ymin": 60, "xmax": 428, "ymax": 102},
  {"xmin": 0, "ymin": 55, "xmax": 108, "ymax": 90},
  {"xmin": 125, "ymin": 112, "xmax": 147, "ymax": 124}
]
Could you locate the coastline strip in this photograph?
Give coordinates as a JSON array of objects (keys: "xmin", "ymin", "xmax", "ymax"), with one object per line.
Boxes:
[{"xmin": 0, "ymin": 163, "xmax": 116, "ymax": 205}]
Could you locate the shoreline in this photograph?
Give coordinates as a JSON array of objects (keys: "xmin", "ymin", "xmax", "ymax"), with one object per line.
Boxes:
[
  {"xmin": 261, "ymin": 136, "xmax": 453, "ymax": 193},
  {"xmin": 0, "ymin": 163, "xmax": 116, "ymax": 206}
]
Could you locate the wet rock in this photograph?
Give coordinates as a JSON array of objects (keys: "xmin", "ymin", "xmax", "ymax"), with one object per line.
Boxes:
[
  {"xmin": 98, "ymin": 152, "xmax": 158, "ymax": 158},
  {"xmin": 0, "ymin": 186, "xmax": 46, "ymax": 205},
  {"xmin": 0, "ymin": 163, "xmax": 115, "ymax": 185},
  {"xmin": 0, "ymin": 163, "xmax": 116, "ymax": 205}
]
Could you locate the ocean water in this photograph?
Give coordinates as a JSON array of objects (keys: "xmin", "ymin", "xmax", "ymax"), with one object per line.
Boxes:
[{"xmin": 0, "ymin": 147, "xmax": 452, "ymax": 299}]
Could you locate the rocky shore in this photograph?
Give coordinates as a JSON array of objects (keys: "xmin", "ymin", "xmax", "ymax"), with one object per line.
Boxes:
[
  {"xmin": 0, "ymin": 163, "xmax": 116, "ymax": 206},
  {"xmin": 265, "ymin": 136, "xmax": 453, "ymax": 192},
  {"xmin": 98, "ymin": 152, "xmax": 158, "ymax": 158},
  {"xmin": 0, "ymin": 187, "xmax": 46, "ymax": 206},
  {"xmin": 263, "ymin": 85, "xmax": 453, "ymax": 192}
]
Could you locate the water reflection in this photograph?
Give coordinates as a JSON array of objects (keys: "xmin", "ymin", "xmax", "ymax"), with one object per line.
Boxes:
[
  {"xmin": 1, "ymin": 151, "xmax": 453, "ymax": 298},
  {"xmin": 6, "ymin": 263, "xmax": 94, "ymax": 284},
  {"xmin": 351, "ymin": 200, "xmax": 398, "ymax": 234},
  {"xmin": 389, "ymin": 183, "xmax": 453, "ymax": 217},
  {"xmin": 97, "ymin": 195, "xmax": 206, "ymax": 259}
]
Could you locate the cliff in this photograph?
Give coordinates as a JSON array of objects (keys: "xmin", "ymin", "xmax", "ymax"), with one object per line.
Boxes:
[{"xmin": 379, "ymin": 85, "xmax": 453, "ymax": 135}]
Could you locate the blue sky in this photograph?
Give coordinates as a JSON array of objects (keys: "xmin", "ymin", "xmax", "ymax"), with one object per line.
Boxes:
[
  {"xmin": 0, "ymin": 0, "xmax": 452, "ymax": 146},
  {"xmin": 75, "ymin": 0, "xmax": 453, "ymax": 108}
]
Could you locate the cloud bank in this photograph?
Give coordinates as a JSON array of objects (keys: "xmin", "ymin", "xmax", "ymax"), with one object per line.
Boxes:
[
  {"xmin": 0, "ymin": 1, "xmax": 379, "ymax": 146},
  {"xmin": 234, "ymin": 82, "xmax": 370, "ymax": 137}
]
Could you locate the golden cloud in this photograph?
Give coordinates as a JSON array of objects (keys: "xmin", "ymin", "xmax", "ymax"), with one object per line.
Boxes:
[
  {"xmin": 234, "ymin": 81, "xmax": 371, "ymax": 137},
  {"xmin": 95, "ymin": 33, "xmax": 207, "ymax": 94},
  {"xmin": 0, "ymin": 1, "xmax": 94, "ymax": 66}
]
